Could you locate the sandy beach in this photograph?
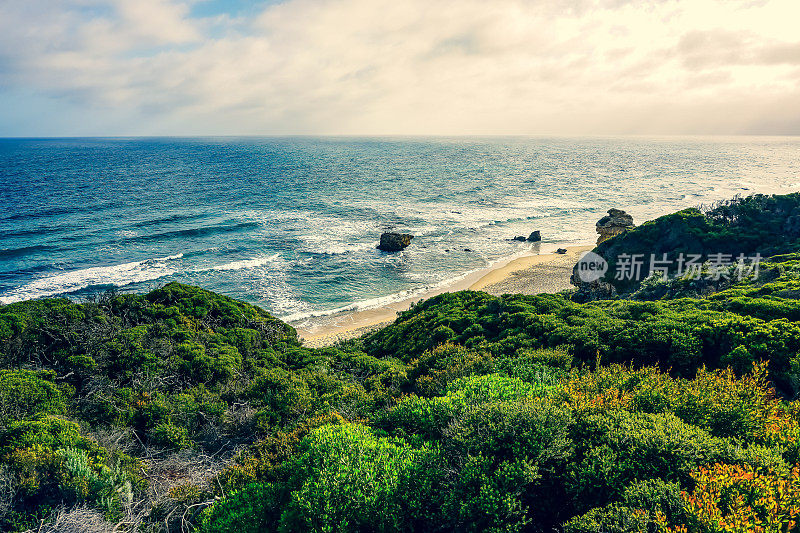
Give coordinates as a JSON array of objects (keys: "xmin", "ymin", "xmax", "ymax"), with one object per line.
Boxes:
[{"xmin": 295, "ymin": 244, "xmax": 593, "ymax": 347}]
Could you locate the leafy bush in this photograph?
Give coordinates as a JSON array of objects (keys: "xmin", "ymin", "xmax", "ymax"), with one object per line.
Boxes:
[
  {"xmin": 212, "ymin": 423, "xmax": 434, "ymax": 533},
  {"xmin": 567, "ymin": 410, "xmax": 760, "ymax": 507},
  {"xmin": 0, "ymin": 370, "xmax": 67, "ymax": 424},
  {"xmin": 562, "ymin": 504, "xmax": 650, "ymax": 533},
  {"xmin": 441, "ymin": 397, "xmax": 573, "ymax": 531},
  {"xmin": 666, "ymin": 463, "xmax": 800, "ymax": 532},
  {"xmin": 148, "ymin": 422, "xmax": 192, "ymax": 450},
  {"xmin": 199, "ymin": 483, "xmax": 277, "ymax": 533},
  {"xmin": 215, "ymin": 413, "xmax": 347, "ymax": 490},
  {"xmin": 382, "ymin": 373, "xmax": 539, "ymax": 439},
  {"xmin": 407, "ymin": 343, "xmax": 492, "ymax": 396}
]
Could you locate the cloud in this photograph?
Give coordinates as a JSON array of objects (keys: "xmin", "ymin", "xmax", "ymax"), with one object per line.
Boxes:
[
  {"xmin": 0, "ymin": 0, "xmax": 799, "ymax": 135},
  {"xmin": 677, "ymin": 29, "xmax": 800, "ymax": 69}
]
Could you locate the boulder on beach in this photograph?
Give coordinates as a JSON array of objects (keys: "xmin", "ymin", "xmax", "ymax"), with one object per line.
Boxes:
[
  {"xmin": 596, "ymin": 208, "xmax": 634, "ymax": 244},
  {"xmin": 377, "ymin": 232, "xmax": 414, "ymax": 252},
  {"xmin": 527, "ymin": 230, "xmax": 541, "ymax": 242},
  {"xmin": 556, "ymin": 248, "xmax": 567, "ymax": 254}
]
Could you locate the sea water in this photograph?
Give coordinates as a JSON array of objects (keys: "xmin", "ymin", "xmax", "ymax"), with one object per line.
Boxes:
[{"xmin": 1, "ymin": 136, "xmax": 799, "ymax": 326}]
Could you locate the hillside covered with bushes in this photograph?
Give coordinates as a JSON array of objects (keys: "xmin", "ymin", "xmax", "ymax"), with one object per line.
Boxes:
[
  {"xmin": 4, "ymin": 194, "xmax": 800, "ymax": 531},
  {"xmin": 575, "ymin": 193, "xmax": 800, "ymax": 299}
]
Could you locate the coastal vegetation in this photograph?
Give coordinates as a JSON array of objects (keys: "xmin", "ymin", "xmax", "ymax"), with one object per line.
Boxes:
[
  {"xmin": 3, "ymin": 193, "xmax": 800, "ymax": 531},
  {"xmin": 577, "ymin": 192, "xmax": 800, "ymax": 299}
]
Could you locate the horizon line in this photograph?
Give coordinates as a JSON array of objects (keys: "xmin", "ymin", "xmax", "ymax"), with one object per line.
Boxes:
[{"xmin": 2, "ymin": 133, "xmax": 800, "ymax": 140}]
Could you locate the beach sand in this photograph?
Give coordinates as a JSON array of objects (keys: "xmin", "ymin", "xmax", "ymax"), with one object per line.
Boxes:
[
  {"xmin": 295, "ymin": 244, "xmax": 594, "ymax": 348},
  {"xmin": 470, "ymin": 245, "xmax": 593, "ymax": 296}
]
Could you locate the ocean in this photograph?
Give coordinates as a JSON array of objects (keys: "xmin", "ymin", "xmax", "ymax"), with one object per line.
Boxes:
[{"xmin": 1, "ymin": 136, "xmax": 799, "ymax": 327}]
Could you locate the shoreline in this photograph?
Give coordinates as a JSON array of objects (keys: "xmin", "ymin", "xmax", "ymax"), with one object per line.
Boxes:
[{"xmin": 294, "ymin": 243, "xmax": 593, "ymax": 347}]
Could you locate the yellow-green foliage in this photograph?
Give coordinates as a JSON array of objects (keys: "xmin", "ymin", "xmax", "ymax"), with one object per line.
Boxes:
[
  {"xmin": 215, "ymin": 412, "xmax": 347, "ymax": 490},
  {"xmin": 382, "ymin": 373, "xmax": 539, "ymax": 438},
  {"xmin": 0, "ymin": 370, "xmax": 67, "ymax": 423},
  {"xmin": 202, "ymin": 423, "xmax": 431, "ymax": 533},
  {"xmin": 563, "ymin": 479, "xmax": 683, "ymax": 533},
  {"xmin": 199, "ymin": 483, "xmax": 278, "ymax": 533},
  {"xmin": 408, "ymin": 343, "xmax": 492, "ymax": 396},
  {"xmin": 558, "ymin": 362, "xmax": 800, "ymax": 447}
]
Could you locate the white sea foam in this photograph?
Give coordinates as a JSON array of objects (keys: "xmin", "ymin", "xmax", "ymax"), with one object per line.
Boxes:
[
  {"xmin": 202, "ymin": 253, "xmax": 313, "ymax": 319},
  {"xmin": 204, "ymin": 254, "xmax": 282, "ymax": 271},
  {"xmin": 0, "ymin": 253, "xmax": 184, "ymax": 304},
  {"xmin": 301, "ymin": 242, "xmax": 377, "ymax": 255},
  {"xmin": 280, "ymin": 252, "xmax": 515, "ymax": 324},
  {"xmin": 0, "ymin": 252, "xmax": 300, "ymax": 305}
]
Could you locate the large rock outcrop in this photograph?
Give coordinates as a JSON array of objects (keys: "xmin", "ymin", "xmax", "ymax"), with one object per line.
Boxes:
[
  {"xmin": 596, "ymin": 209, "xmax": 634, "ymax": 244},
  {"xmin": 377, "ymin": 232, "xmax": 414, "ymax": 252}
]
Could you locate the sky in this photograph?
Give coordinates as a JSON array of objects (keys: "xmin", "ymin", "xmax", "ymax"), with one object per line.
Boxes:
[{"xmin": 0, "ymin": 0, "xmax": 799, "ymax": 137}]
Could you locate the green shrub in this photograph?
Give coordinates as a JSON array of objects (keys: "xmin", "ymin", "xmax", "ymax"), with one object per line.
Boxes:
[
  {"xmin": 408, "ymin": 343, "xmax": 492, "ymax": 396},
  {"xmin": 0, "ymin": 370, "xmax": 66, "ymax": 424},
  {"xmin": 441, "ymin": 397, "xmax": 573, "ymax": 530},
  {"xmin": 200, "ymin": 483, "xmax": 277, "ymax": 533},
  {"xmin": 562, "ymin": 504, "xmax": 649, "ymax": 533},
  {"xmin": 1, "ymin": 415, "xmax": 84, "ymax": 451},
  {"xmin": 383, "ymin": 374, "xmax": 540, "ymax": 439},
  {"xmin": 215, "ymin": 413, "xmax": 347, "ymax": 490},
  {"xmin": 567, "ymin": 409, "xmax": 772, "ymax": 509},
  {"xmin": 621, "ymin": 478, "xmax": 684, "ymax": 524},
  {"xmin": 149, "ymin": 422, "xmax": 192, "ymax": 449},
  {"xmin": 277, "ymin": 424, "xmax": 430, "ymax": 532},
  {"xmin": 248, "ymin": 368, "xmax": 318, "ymax": 428},
  {"xmin": 564, "ymin": 478, "xmax": 685, "ymax": 532},
  {"xmin": 382, "ymin": 394, "xmax": 456, "ymax": 439}
]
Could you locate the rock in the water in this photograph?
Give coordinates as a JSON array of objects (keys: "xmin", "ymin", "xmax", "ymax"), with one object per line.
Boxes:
[
  {"xmin": 377, "ymin": 232, "xmax": 414, "ymax": 252},
  {"xmin": 596, "ymin": 208, "xmax": 635, "ymax": 244},
  {"xmin": 555, "ymin": 248, "xmax": 567, "ymax": 254},
  {"xmin": 512, "ymin": 236, "xmax": 527, "ymax": 242},
  {"xmin": 527, "ymin": 231, "xmax": 541, "ymax": 242},
  {"xmin": 464, "ymin": 248, "xmax": 473, "ymax": 252}
]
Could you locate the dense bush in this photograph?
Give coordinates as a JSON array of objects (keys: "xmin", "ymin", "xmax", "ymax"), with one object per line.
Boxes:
[
  {"xmin": 361, "ymin": 283, "xmax": 800, "ymax": 396},
  {"xmin": 203, "ymin": 424, "xmax": 434, "ymax": 533},
  {"xmin": 198, "ymin": 483, "xmax": 277, "ymax": 533},
  {"xmin": 0, "ymin": 369, "xmax": 67, "ymax": 424}
]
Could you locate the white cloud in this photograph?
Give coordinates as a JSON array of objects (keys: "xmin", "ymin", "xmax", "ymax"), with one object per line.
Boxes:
[{"xmin": 1, "ymin": 0, "xmax": 799, "ymax": 135}]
